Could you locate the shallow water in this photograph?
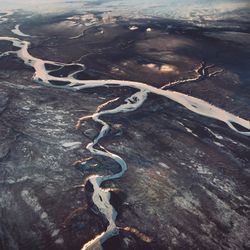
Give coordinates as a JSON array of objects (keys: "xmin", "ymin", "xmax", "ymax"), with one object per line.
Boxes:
[
  {"xmin": 0, "ymin": 2, "xmax": 250, "ymax": 249},
  {"xmin": 1, "ymin": 23, "xmax": 250, "ymax": 248}
]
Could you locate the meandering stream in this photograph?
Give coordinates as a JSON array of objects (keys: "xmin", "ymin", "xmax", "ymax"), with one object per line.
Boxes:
[{"xmin": 0, "ymin": 21, "xmax": 250, "ymax": 249}]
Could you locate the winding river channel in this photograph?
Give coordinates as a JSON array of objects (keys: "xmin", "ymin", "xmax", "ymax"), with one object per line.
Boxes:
[{"xmin": 1, "ymin": 15, "xmax": 250, "ymax": 249}]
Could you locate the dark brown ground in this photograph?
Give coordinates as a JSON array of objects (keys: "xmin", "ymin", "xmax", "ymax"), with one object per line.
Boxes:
[{"xmin": 0, "ymin": 11, "xmax": 250, "ymax": 250}]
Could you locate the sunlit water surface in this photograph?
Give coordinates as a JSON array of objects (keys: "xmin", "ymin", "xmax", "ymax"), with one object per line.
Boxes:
[{"xmin": 1, "ymin": 0, "xmax": 249, "ymax": 21}]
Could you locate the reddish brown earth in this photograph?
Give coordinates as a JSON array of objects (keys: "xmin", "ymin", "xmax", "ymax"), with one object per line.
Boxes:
[{"xmin": 0, "ymin": 11, "xmax": 250, "ymax": 250}]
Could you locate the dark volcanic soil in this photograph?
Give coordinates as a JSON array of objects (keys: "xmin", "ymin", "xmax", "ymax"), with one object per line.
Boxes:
[{"xmin": 0, "ymin": 11, "xmax": 250, "ymax": 250}]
